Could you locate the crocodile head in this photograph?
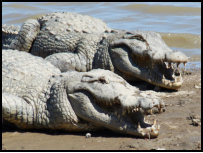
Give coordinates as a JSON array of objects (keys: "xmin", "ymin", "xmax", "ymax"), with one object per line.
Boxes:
[
  {"xmin": 67, "ymin": 69, "xmax": 163, "ymax": 138},
  {"xmin": 109, "ymin": 31, "xmax": 188, "ymax": 90}
]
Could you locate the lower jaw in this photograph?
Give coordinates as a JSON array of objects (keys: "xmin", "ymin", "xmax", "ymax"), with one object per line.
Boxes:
[{"xmin": 146, "ymin": 78, "xmax": 183, "ymax": 90}]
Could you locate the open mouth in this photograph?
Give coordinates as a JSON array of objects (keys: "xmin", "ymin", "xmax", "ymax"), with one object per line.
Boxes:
[
  {"xmin": 98, "ymin": 99, "xmax": 161, "ymax": 138},
  {"xmin": 110, "ymin": 44, "xmax": 188, "ymax": 90},
  {"xmin": 69, "ymin": 90, "xmax": 163, "ymax": 138},
  {"xmin": 130, "ymin": 52, "xmax": 187, "ymax": 89}
]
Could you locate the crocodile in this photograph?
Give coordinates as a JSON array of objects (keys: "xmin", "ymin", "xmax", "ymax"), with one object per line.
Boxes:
[
  {"xmin": 2, "ymin": 49, "xmax": 164, "ymax": 138},
  {"xmin": 2, "ymin": 12, "xmax": 188, "ymax": 90}
]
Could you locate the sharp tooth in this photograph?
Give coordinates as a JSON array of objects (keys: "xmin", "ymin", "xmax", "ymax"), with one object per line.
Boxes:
[
  {"xmin": 124, "ymin": 124, "xmax": 127, "ymax": 129},
  {"xmin": 157, "ymin": 125, "xmax": 160, "ymax": 130},
  {"xmin": 153, "ymin": 119, "xmax": 157, "ymax": 126},
  {"xmin": 164, "ymin": 62, "xmax": 168, "ymax": 68},
  {"xmin": 136, "ymin": 107, "xmax": 140, "ymax": 112},
  {"xmin": 171, "ymin": 63, "xmax": 174, "ymax": 69},
  {"xmin": 158, "ymin": 107, "xmax": 162, "ymax": 113},
  {"xmin": 138, "ymin": 122, "xmax": 141, "ymax": 129},
  {"xmin": 166, "ymin": 62, "xmax": 169, "ymax": 69},
  {"xmin": 147, "ymin": 132, "xmax": 151, "ymax": 139},
  {"xmin": 150, "ymin": 109, "xmax": 153, "ymax": 115}
]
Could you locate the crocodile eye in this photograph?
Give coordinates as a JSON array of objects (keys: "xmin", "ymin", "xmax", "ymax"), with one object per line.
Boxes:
[
  {"xmin": 125, "ymin": 31, "xmax": 133, "ymax": 35},
  {"xmin": 98, "ymin": 76, "xmax": 108, "ymax": 84},
  {"xmin": 81, "ymin": 75, "xmax": 109, "ymax": 84}
]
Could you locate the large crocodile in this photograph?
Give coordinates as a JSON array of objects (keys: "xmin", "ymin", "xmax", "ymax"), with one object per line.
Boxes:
[
  {"xmin": 3, "ymin": 12, "xmax": 188, "ymax": 89},
  {"xmin": 2, "ymin": 49, "xmax": 164, "ymax": 138}
]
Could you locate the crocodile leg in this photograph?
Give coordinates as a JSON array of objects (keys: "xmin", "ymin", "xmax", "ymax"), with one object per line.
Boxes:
[
  {"xmin": 2, "ymin": 93, "xmax": 35, "ymax": 129},
  {"xmin": 45, "ymin": 52, "xmax": 87, "ymax": 72}
]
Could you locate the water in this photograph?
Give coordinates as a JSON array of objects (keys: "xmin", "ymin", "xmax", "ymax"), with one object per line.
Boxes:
[{"xmin": 2, "ymin": 2, "xmax": 201, "ymax": 68}]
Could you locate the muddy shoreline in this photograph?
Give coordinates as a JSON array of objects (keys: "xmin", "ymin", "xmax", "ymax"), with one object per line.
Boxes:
[{"xmin": 2, "ymin": 68, "xmax": 201, "ymax": 150}]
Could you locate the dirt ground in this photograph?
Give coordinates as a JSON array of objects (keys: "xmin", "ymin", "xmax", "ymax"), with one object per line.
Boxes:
[{"xmin": 2, "ymin": 68, "xmax": 201, "ymax": 150}]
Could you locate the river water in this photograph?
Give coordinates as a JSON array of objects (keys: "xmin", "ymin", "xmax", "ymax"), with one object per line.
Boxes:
[{"xmin": 2, "ymin": 2, "xmax": 201, "ymax": 68}]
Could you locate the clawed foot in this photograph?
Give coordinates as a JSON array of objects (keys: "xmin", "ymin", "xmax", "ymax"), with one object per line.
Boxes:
[{"xmin": 138, "ymin": 119, "xmax": 160, "ymax": 139}]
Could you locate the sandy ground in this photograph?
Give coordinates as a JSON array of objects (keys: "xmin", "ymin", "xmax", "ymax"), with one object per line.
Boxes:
[{"xmin": 2, "ymin": 68, "xmax": 201, "ymax": 150}]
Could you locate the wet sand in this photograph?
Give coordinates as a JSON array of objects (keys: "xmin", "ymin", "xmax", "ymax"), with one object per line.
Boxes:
[{"xmin": 2, "ymin": 69, "xmax": 201, "ymax": 150}]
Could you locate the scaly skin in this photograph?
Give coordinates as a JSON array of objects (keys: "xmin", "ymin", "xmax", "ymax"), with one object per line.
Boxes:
[
  {"xmin": 3, "ymin": 12, "xmax": 188, "ymax": 89},
  {"xmin": 2, "ymin": 49, "xmax": 164, "ymax": 138},
  {"xmin": 2, "ymin": 24, "xmax": 19, "ymax": 49}
]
